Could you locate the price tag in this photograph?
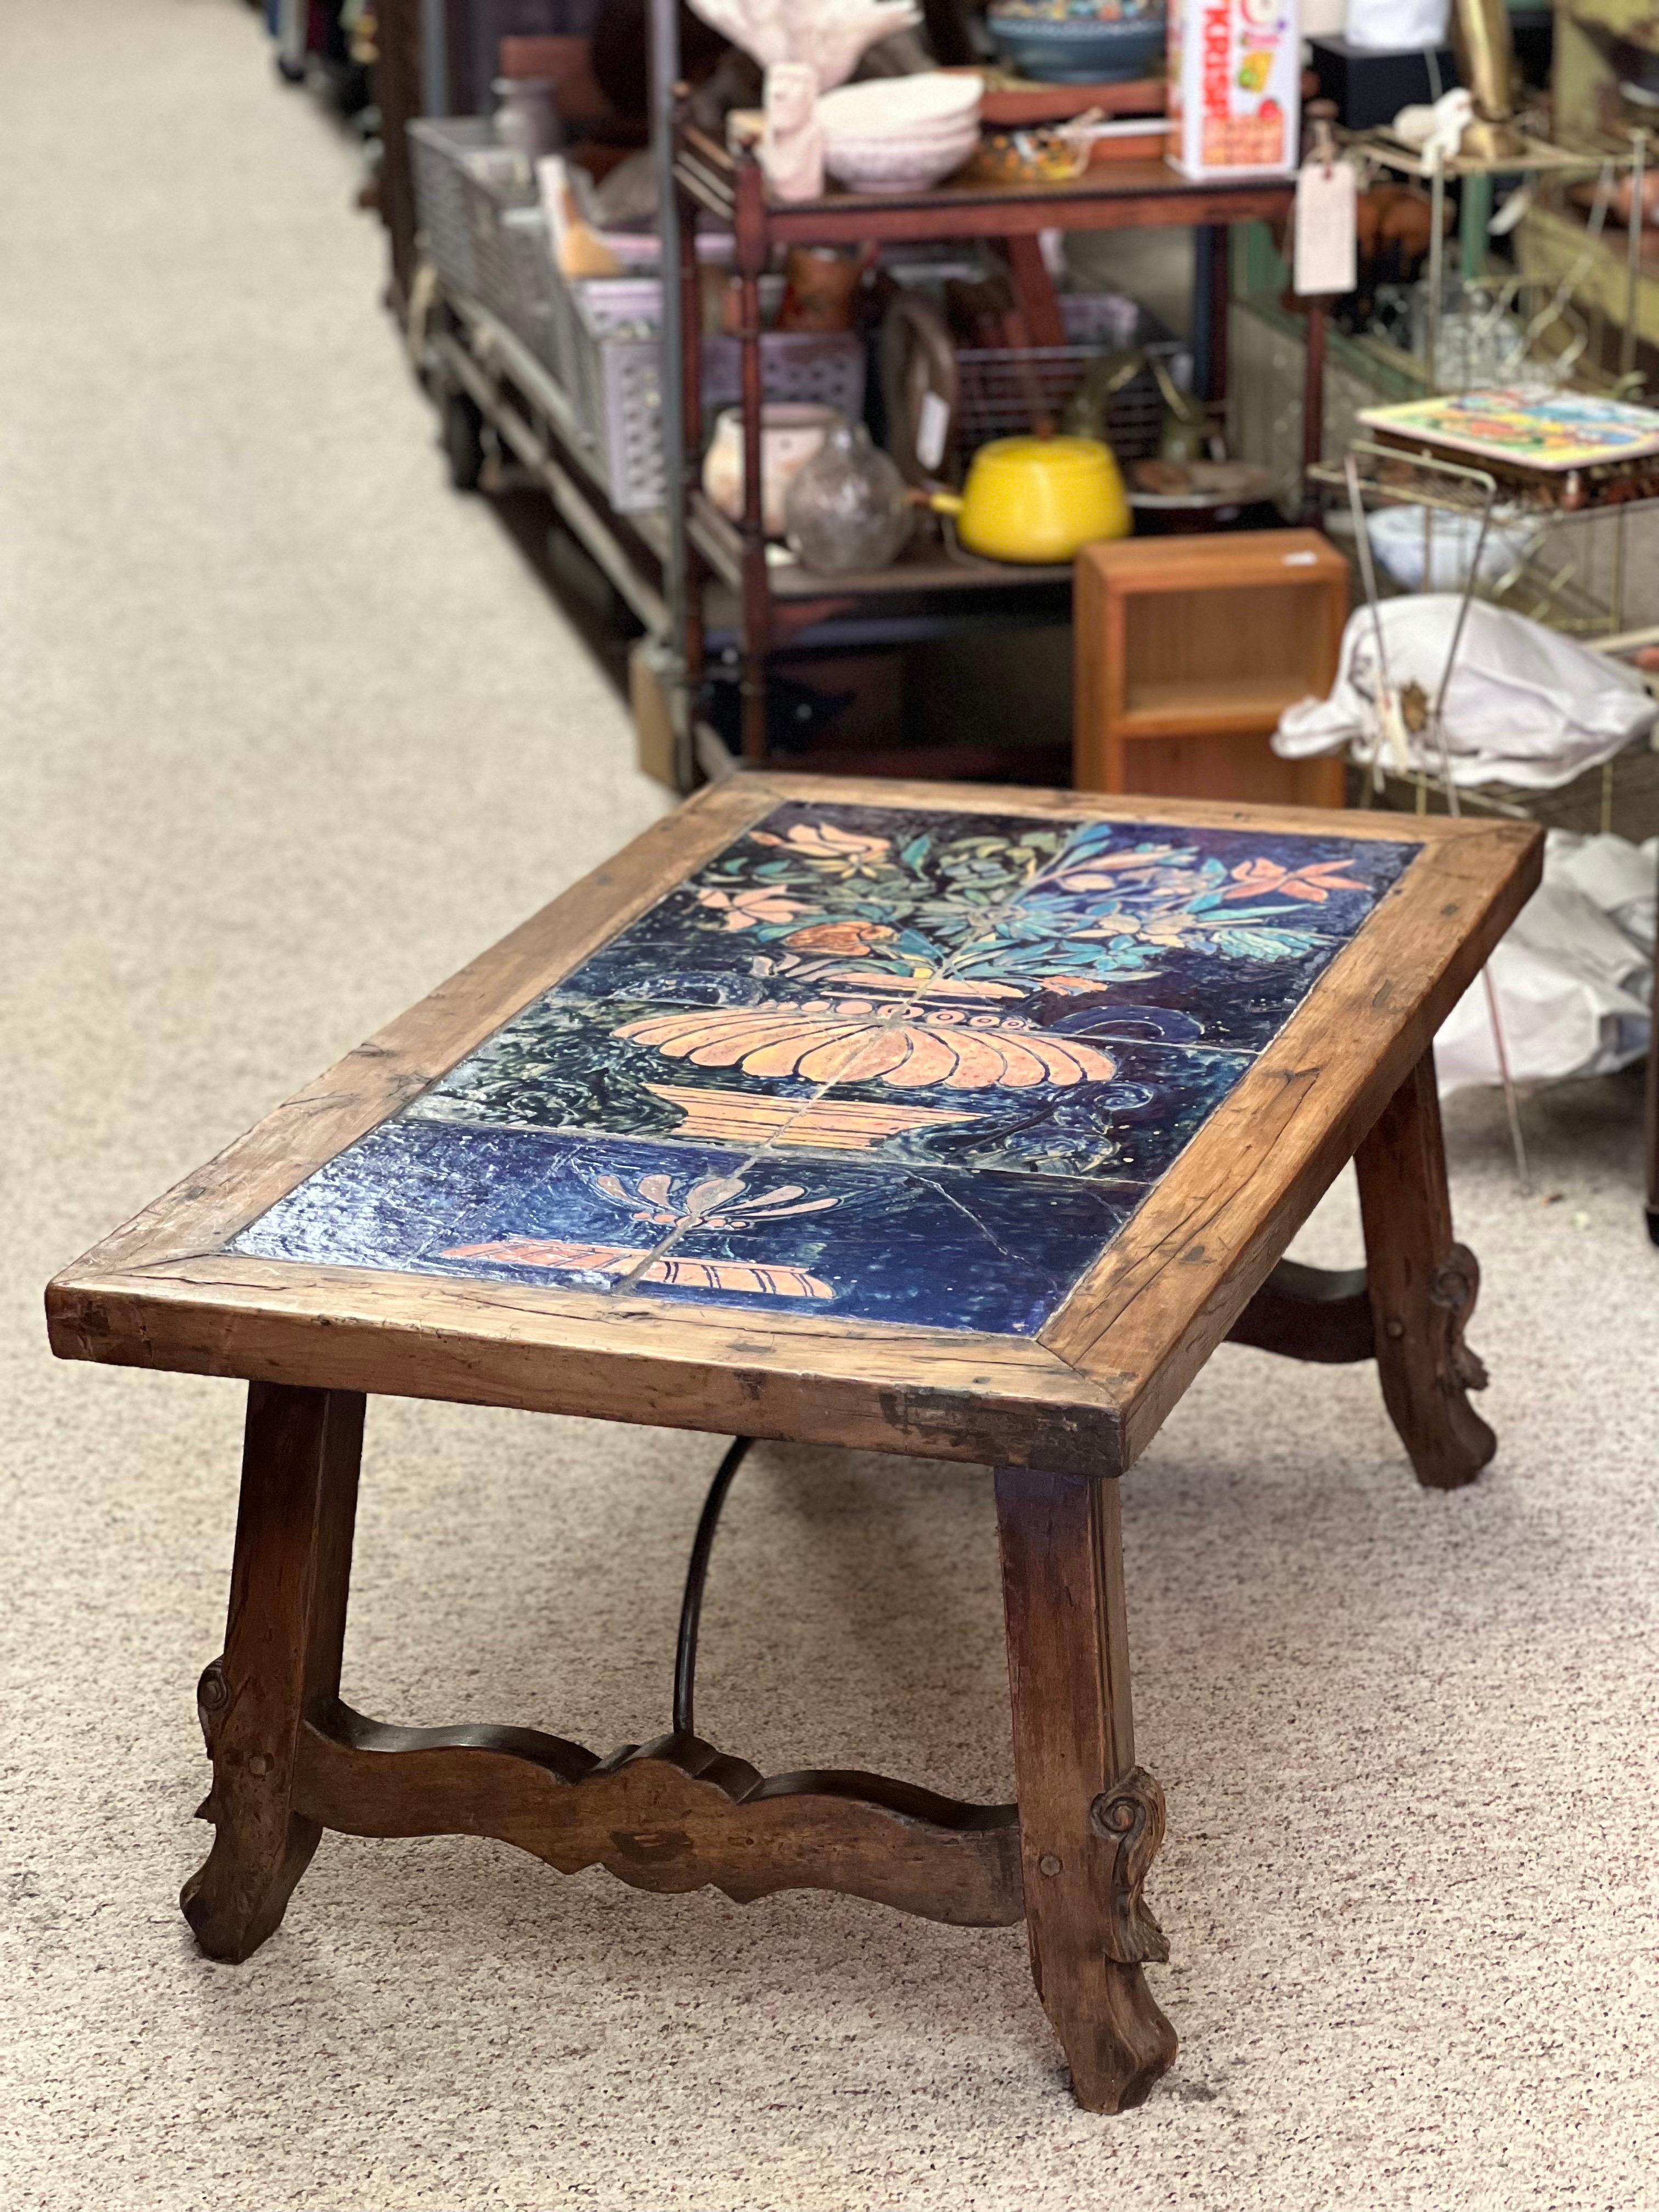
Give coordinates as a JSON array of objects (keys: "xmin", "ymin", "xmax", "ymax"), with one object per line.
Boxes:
[
  {"xmin": 1293, "ymin": 158, "xmax": 1357, "ymax": 298},
  {"xmin": 916, "ymin": 389, "xmax": 951, "ymax": 476}
]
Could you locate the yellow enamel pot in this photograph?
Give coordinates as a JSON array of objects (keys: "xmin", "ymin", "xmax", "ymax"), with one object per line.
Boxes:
[{"xmin": 930, "ymin": 436, "xmax": 1131, "ymax": 563}]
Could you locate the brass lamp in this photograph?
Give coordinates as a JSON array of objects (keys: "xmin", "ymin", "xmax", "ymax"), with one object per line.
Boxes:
[{"xmin": 1451, "ymin": 0, "xmax": 1530, "ymax": 163}]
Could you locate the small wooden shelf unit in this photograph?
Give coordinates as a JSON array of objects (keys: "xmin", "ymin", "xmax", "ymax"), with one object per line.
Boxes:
[{"xmin": 1073, "ymin": 531, "xmax": 1349, "ymax": 807}]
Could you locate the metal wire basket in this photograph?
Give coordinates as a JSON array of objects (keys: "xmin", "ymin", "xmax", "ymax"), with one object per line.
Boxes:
[
  {"xmin": 408, "ymin": 118, "xmax": 533, "ymax": 311},
  {"xmin": 953, "ymin": 296, "xmax": 1193, "ymax": 469},
  {"xmin": 410, "ymin": 120, "xmax": 865, "ymax": 515}
]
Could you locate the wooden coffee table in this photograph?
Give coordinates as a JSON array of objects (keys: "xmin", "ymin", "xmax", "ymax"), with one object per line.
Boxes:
[{"xmin": 48, "ymin": 776, "xmax": 1539, "ymax": 2112}]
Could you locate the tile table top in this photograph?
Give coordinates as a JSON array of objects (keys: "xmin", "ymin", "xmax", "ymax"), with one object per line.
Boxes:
[
  {"xmin": 48, "ymin": 777, "xmax": 1541, "ymax": 1471},
  {"xmin": 230, "ymin": 797, "xmax": 1418, "ymax": 1337}
]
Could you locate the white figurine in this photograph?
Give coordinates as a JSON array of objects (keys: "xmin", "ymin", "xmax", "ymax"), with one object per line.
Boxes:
[
  {"xmin": 760, "ymin": 62, "xmax": 825, "ymax": 202},
  {"xmin": 688, "ymin": 0, "xmax": 919, "ymax": 92},
  {"xmin": 1392, "ymin": 87, "xmax": 1475, "ymax": 176}
]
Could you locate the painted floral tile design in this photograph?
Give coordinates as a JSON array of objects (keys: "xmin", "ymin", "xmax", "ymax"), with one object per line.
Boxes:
[
  {"xmin": 230, "ymin": 801, "xmax": 1419, "ymax": 1334},
  {"xmin": 551, "ymin": 803, "xmax": 1415, "ymax": 1049},
  {"xmin": 411, "ymin": 994, "xmax": 825, "ymax": 1149},
  {"xmin": 233, "ymin": 1120, "xmax": 1142, "ymax": 1335},
  {"xmin": 410, "ymin": 990, "xmax": 1250, "ymax": 1182},
  {"xmin": 557, "ymin": 803, "xmax": 1074, "ymax": 1009}
]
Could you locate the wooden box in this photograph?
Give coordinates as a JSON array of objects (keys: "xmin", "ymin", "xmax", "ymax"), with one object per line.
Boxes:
[{"xmin": 1074, "ymin": 530, "xmax": 1349, "ymax": 808}]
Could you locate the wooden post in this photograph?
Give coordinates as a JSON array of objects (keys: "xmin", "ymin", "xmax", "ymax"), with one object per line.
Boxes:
[
  {"xmin": 674, "ymin": 106, "xmax": 706, "ymax": 788},
  {"xmin": 733, "ymin": 153, "xmax": 771, "ymax": 763},
  {"xmin": 182, "ymin": 1383, "xmax": 365, "ymax": 1962},
  {"xmin": 1300, "ymin": 297, "xmax": 1328, "ymax": 523},
  {"xmin": 1199, "ymin": 222, "xmax": 1230, "ymax": 407},
  {"xmin": 372, "ymin": 0, "xmax": 424, "ymax": 303},
  {"xmin": 995, "ymin": 1465, "xmax": 1176, "ymax": 2113}
]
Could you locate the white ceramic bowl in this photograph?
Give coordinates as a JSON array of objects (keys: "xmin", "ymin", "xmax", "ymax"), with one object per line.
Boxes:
[
  {"xmin": 829, "ymin": 106, "xmax": 980, "ymax": 143},
  {"xmin": 816, "ymin": 71, "xmax": 982, "ymax": 141},
  {"xmin": 822, "ymin": 126, "xmax": 979, "ymax": 194},
  {"xmin": 1365, "ymin": 503, "xmax": 1539, "ymax": 592}
]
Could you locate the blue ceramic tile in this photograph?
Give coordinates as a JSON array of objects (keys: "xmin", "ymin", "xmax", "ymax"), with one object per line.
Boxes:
[
  {"xmin": 556, "ymin": 806, "xmax": 1417, "ymax": 1056},
  {"xmin": 911, "ymin": 819, "xmax": 1419, "ymax": 1048},
  {"xmin": 632, "ymin": 1155, "xmax": 1143, "ymax": 1334},
  {"xmin": 230, "ymin": 1119, "xmax": 1142, "ymax": 1335},
  {"xmin": 230, "ymin": 800, "xmax": 1420, "ymax": 1335},
  {"xmin": 1016, "ymin": 816, "xmax": 1414, "ymax": 940},
  {"xmin": 233, "ymin": 1121, "xmax": 714, "ymax": 1278}
]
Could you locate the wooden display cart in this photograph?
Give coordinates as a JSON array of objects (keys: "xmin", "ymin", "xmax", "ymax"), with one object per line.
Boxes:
[
  {"xmin": 1073, "ymin": 531, "xmax": 1348, "ymax": 805},
  {"xmin": 670, "ymin": 127, "xmax": 1302, "ymax": 768},
  {"xmin": 376, "ymin": 0, "xmax": 1325, "ymax": 785}
]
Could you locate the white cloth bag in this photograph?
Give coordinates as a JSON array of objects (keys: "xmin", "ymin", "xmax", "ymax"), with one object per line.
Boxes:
[{"xmin": 1274, "ymin": 596, "xmax": 1657, "ymax": 791}]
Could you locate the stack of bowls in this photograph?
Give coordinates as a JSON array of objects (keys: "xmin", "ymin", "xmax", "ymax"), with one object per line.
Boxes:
[{"xmin": 816, "ymin": 73, "xmax": 983, "ymax": 195}]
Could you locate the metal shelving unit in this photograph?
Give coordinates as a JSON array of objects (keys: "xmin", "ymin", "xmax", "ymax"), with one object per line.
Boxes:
[
  {"xmin": 667, "ymin": 115, "xmax": 1300, "ymax": 765},
  {"xmin": 394, "ymin": 3, "xmax": 1316, "ymax": 782}
]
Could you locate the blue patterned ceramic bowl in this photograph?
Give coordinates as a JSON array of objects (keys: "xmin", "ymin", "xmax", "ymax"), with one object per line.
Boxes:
[{"xmin": 986, "ymin": 2, "xmax": 1166, "ymax": 86}]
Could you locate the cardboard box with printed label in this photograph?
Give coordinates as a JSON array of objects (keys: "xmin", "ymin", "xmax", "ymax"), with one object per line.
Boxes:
[{"xmin": 1169, "ymin": 0, "xmax": 1300, "ymax": 179}]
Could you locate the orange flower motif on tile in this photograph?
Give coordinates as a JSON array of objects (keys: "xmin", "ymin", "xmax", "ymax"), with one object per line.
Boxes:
[
  {"xmin": 441, "ymin": 1237, "xmax": 832, "ymax": 1300},
  {"xmin": 1045, "ymin": 846, "xmax": 1182, "ymax": 893},
  {"xmin": 617, "ymin": 999, "xmax": 1116, "ymax": 1090},
  {"xmin": 749, "ymin": 821, "xmax": 893, "ymax": 877},
  {"xmin": 1222, "ymin": 857, "xmax": 1366, "ymax": 903},
  {"xmin": 695, "ymin": 884, "xmax": 812, "ymax": 931},
  {"xmin": 444, "ymin": 1237, "xmax": 635, "ymax": 1271},
  {"xmin": 783, "ymin": 919, "xmax": 897, "ymax": 953},
  {"xmin": 591, "ymin": 1169, "xmax": 838, "ymax": 1231}
]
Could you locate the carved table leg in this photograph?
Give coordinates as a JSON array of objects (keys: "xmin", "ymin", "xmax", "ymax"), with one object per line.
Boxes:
[
  {"xmin": 1355, "ymin": 1046, "xmax": 1495, "ymax": 1491},
  {"xmin": 995, "ymin": 1464, "xmax": 1176, "ymax": 2113},
  {"xmin": 182, "ymin": 1380, "xmax": 364, "ymax": 1961}
]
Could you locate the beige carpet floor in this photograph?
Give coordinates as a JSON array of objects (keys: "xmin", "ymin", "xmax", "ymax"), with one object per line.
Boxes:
[{"xmin": 4, "ymin": 5, "xmax": 1659, "ymax": 2207}]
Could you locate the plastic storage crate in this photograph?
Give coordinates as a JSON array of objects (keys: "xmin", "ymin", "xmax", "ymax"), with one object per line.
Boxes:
[
  {"xmin": 560, "ymin": 279, "xmax": 865, "ymax": 512},
  {"xmin": 410, "ymin": 119, "xmax": 865, "ymax": 514},
  {"xmin": 408, "ymin": 117, "xmax": 532, "ymax": 308}
]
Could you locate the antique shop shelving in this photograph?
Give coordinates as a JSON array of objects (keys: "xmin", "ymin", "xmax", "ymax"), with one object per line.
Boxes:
[{"xmin": 669, "ymin": 122, "xmax": 1301, "ymax": 766}]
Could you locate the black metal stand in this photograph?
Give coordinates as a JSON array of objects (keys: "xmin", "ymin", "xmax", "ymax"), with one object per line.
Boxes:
[{"xmin": 672, "ymin": 1436, "xmax": 754, "ymax": 1736}]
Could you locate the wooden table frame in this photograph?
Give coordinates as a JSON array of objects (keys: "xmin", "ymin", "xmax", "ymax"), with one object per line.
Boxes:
[{"xmin": 48, "ymin": 777, "xmax": 1539, "ymax": 2112}]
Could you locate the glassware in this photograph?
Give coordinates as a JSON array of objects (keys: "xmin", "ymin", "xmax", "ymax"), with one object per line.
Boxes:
[
  {"xmin": 784, "ymin": 421, "xmax": 913, "ymax": 572},
  {"xmin": 493, "ymin": 77, "xmax": 561, "ymax": 164}
]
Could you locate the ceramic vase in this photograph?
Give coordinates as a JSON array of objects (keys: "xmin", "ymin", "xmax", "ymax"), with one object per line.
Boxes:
[{"xmin": 703, "ymin": 404, "xmax": 842, "ymax": 538}]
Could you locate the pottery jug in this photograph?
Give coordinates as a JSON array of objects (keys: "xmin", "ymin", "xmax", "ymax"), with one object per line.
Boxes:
[{"xmin": 703, "ymin": 404, "xmax": 841, "ymax": 538}]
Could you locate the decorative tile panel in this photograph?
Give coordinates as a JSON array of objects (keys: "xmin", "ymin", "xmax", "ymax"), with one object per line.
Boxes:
[{"xmin": 233, "ymin": 803, "xmax": 1418, "ymax": 1333}]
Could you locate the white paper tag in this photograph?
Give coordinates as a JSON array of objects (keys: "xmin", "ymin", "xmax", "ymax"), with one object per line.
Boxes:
[
  {"xmin": 916, "ymin": 388, "xmax": 951, "ymax": 475},
  {"xmin": 535, "ymin": 153, "xmax": 572, "ymax": 258},
  {"xmin": 1293, "ymin": 160, "xmax": 1357, "ymax": 298}
]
